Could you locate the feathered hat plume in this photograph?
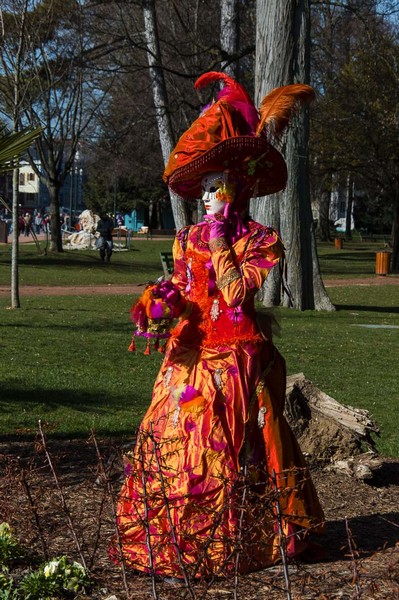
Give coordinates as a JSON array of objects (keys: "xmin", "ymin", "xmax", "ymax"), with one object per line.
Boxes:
[
  {"xmin": 164, "ymin": 72, "xmax": 315, "ymax": 200},
  {"xmin": 194, "ymin": 71, "xmax": 253, "ymax": 105},
  {"xmin": 256, "ymin": 84, "xmax": 315, "ymax": 139},
  {"xmin": 195, "ymin": 71, "xmax": 259, "ymax": 134}
]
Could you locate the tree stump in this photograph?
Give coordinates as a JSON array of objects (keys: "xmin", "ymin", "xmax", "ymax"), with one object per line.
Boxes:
[{"xmin": 284, "ymin": 373, "xmax": 380, "ymax": 468}]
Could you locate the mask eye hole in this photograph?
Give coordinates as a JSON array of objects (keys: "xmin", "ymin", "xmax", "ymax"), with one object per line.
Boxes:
[{"xmin": 209, "ymin": 186, "xmax": 217, "ymax": 193}]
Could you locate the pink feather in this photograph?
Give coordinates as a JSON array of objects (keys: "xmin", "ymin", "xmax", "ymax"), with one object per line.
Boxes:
[{"xmin": 194, "ymin": 71, "xmax": 252, "ymax": 105}]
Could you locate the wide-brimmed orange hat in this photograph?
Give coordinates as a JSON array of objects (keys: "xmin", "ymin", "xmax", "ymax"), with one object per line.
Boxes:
[{"xmin": 163, "ymin": 72, "xmax": 314, "ymax": 202}]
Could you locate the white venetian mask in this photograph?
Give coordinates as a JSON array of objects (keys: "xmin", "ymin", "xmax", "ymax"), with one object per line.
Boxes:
[{"xmin": 201, "ymin": 172, "xmax": 227, "ymax": 215}]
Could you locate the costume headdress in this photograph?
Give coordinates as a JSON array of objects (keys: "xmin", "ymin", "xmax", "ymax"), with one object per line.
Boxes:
[{"xmin": 163, "ymin": 72, "xmax": 315, "ymax": 203}]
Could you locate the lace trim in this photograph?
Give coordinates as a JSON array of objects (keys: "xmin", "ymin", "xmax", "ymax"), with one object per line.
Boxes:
[
  {"xmin": 209, "ymin": 237, "xmax": 229, "ymax": 252},
  {"xmin": 217, "ymin": 268, "xmax": 241, "ymax": 290}
]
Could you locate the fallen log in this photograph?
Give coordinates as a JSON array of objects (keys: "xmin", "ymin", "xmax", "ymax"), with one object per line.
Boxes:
[{"xmin": 284, "ymin": 373, "xmax": 380, "ymax": 465}]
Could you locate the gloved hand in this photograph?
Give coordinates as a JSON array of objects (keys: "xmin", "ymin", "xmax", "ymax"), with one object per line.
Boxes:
[
  {"xmin": 153, "ymin": 279, "xmax": 181, "ymax": 306},
  {"xmin": 203, "ymin": 202, "xmax": 231, "ymax": 240}
]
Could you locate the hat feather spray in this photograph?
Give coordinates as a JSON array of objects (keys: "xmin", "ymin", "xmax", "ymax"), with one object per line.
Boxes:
[
  {"xmin": 256, "ymin": 84, "xmax": 315, "ymax": 140},
  {"xmin": 194, "ymin": 71, "xmax": 259, "ymax": 134}
]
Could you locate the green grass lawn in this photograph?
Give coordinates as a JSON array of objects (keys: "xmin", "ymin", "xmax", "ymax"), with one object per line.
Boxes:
[
  {"xmin": 317, "ymin": 240, "xmax": 393, "ymax": 279},
  {"xmin": 0, "ymin": 238, "xmax": 394, "ymax": 287},
  {"xmin": 1, "ymin": 286, "xmax": 398, "ymax": 457},
  {"xmin": 0, "ymin": 239, "xmax": 174, "ymax": 287}
]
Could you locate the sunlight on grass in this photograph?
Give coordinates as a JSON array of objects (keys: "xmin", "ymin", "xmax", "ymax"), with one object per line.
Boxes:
[
  {"xmin": 0, "ymin": 239, "xmax": 173, "ymax": 287},
  {"xmin": 1, "ymin": 286, "xmax": 398, "ymax": 456}
]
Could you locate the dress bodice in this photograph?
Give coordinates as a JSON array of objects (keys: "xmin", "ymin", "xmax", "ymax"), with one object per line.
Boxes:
[{"xmin": 170, "ymin": 221, "xmax": 282, "ymax": 348}]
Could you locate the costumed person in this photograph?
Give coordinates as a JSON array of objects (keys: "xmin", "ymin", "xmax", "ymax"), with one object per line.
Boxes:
[
  {"xmin": 96, "ymin": 212, "xmax": 114, "ymax": 262},
  {"xmin": 111, "ymin": 72, "xmax": 324, "ymax": 578}
]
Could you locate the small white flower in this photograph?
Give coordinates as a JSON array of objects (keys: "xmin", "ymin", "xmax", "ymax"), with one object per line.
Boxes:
[
  {"xmin": 44, "ymin": 559, "xmax": 59, "ymax": 577},
  {"xmin": 72, "ymin": 561, "xmax": 86, "ymax": 573},
  {"xmin": 0, "ymin": 522, "xmax": 11, "ymax": 539}
]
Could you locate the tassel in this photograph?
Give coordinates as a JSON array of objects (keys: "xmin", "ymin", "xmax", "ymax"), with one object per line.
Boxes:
[
  {"xmin": 144, "ymin": 339, "xmax": 151, "ymax": 355},
  {"xmin": 128, "ymin": 337, "xmax": 136, "ymax": 352},
  {"xmin": 158, "ymin": 341, "xmax": 167, "ymax": 354},
  {"xmin": 257, "ymin": 406, "xmax": 267, "ymax": 428}
]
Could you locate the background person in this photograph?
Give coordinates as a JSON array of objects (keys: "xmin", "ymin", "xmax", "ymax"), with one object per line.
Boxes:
[{"xmin": 96, "ymin": 212, "xmax": 114, "ymax": 262}]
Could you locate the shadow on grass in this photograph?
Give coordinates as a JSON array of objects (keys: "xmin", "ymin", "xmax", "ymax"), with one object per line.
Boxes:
[
  {"xmin": 335, "ymin": 304, "xmax": 399, "ymax": 314},
  {"xmin": 323, "ymin": 510, "xmax": 399, "ymax": 562},
  {"xmin": 322, "ymin": 252, "xmax": 376, "ymax": 262},
  {"xmin": 0, "ymin": 385, "xmax": 146, "ymax": 440},
  {"xmin": 16, "ymin": 255, "xmax": 160, "ymax": 271},
  {"xmin": 1, "ymin": 320, "xmax": 130, "ymax": 332}
]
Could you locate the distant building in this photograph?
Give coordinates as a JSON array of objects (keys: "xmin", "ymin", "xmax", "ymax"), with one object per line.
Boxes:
[{"xmin": 10, "ymin": 150, "xmax": 85, "ymax": 215}]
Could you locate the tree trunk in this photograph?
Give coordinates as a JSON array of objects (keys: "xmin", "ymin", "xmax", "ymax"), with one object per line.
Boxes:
[
  {"xmin": 142, "ymin": 0, "xmax": 187, "ymax": 231},
  {"xmin": 250, "ymin": 196, "xmax": 282, "ymax": 305},
  {"xmin": 255, "ymin": 0, "xmax": 334, "ymax": 310},
  {"xmin": 220, "ymin": 0, "xmax": 239, "ymax": 77},
  {"xmin": 10, "ymin": 0, "xmax": 29, "ymax": 308},
  {"xmin": 391, "ymin": 187, "xmax": 399, "ymax": 273},
  {"xmin": 48, "ymin": 182, "xmax": 62, "ymax": 253},
  {"xmin": 316, "ymin": 187, "xmax": 331, "ymax": 241},
  {"xmin": 11, "ymin": 169, "xmax": 20, "ymax": 309},
  {"xmin": 345, "ymin": 174, "xmax": 353, "ymax": 240}
]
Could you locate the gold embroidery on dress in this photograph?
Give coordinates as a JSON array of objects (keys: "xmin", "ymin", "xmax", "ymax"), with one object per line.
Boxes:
[
  {"xmin": 209, "ymin": 237, "xmax": 229, "ymax": 252},
  {"xmin": 217, "ymin": 268, "xmax": 241, "ymax": 290}
]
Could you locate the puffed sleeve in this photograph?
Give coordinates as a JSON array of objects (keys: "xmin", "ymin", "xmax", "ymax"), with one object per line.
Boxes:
[
  {"xmin": 211, "ymin": 226, "xmax": 283, "ymax": 307},
  {"xmin": 170, "ymin": 227, "xmax": 189, "ymax": 294}
]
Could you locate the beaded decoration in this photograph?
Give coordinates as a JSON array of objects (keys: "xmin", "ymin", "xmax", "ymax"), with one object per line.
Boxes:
[
  {"xmin": 257, "ymin": 406, "xmax": 267, "ymax": 428},
  {"xmin": 210, "ymin": 298, "xmax": 220, "ymax": 322},
  {"xmin": 213, "ymin": 368, "xmax": 223, "ymax": 390},
  {"xmin": 163, "ymin": 366, "xmax": 173, "ymax": 389}
]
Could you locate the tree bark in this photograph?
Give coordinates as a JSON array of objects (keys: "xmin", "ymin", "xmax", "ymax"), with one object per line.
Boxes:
[
  {"xmin": 391, "ymin": 188, "xmax": 399, "ymax": 273},
  {"xmin": 315, "ymin": 187, "xmax": 331, "ymax": 241},
  {"xmin": 10, "ymin": 0, "xmax": 29, "ymax": 308},
  {"xmin": 143, "ymin": 0, "xmax": 187, "ymax": 232},
  {"xmin": 254, "ymin": 0, "xmax": 334, "ymax": 310},
  {"xmin": 220, "ymin": 0, "xmax": 239, "ymax": 77},
  {"xmin": 11, "ymin": 168, "xmax": 20, "ymax": 309},
  {"xmin": 48, "ymin": 181, "xmax": 62, "ymax": 253},
  {"xmin": 345, "ymin": 174, "xmax": 353, "ymax": 240}
]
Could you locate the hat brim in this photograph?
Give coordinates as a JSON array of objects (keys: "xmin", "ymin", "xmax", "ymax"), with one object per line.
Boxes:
[{"xmin": 167, "ymin": 136, "xmax": 287, "ymax": 200}]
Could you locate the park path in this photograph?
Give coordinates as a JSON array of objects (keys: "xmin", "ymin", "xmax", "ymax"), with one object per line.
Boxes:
[{"xmin": 0, "ymin": 276, "xmax": 398, "ymax": 297}]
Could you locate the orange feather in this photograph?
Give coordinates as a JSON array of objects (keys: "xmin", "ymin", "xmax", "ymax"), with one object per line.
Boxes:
[{"xmin": 256, "ymin": 84, "xmax": 315, "ymax": 139}]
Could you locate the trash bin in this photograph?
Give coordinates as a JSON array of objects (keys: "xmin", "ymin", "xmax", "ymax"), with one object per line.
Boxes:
[
  {"xmin": 334, "ymin": 238, "xmax": 343, "ymax": 249},
  {"xmin": 375, "ymin": 251, "xmax": 391, "ymax": 276},
  {"xmin": 0, "ymin": 220, "xmax": 7, "ymax": 243}
]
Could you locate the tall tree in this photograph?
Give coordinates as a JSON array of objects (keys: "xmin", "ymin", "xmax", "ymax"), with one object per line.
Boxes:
[
  {"xmin": 142, "ymin": 0, "xmax": 187, "ymax": 231},
  {"xmin": 0, "ymin": 0, "xmax": 30, "ymax": 307},
  {"xmin": 0, "ymin": 0, "xmax": 110, "ymax": 252},
  {"xmin": 220, "ymin": 0, "xmax": 239, "ymax": 77},
  {"xmin": 253, "ymin": 0, "xmax": 334, "ymax": 310}
]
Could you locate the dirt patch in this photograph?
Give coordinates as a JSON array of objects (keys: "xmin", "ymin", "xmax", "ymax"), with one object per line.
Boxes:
[{"xmin": 1, "ymin": 437, "xmax": 398, "ymax": 599}]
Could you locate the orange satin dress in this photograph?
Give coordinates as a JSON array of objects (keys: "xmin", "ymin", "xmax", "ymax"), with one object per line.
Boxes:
[{"xmin": 112, "ymin": 220, "xmax": 324, "ymax": 577}]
